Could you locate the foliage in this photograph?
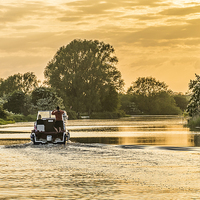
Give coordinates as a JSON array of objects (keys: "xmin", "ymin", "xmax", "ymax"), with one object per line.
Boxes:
[
  {"xmin": 127, "ymin": 77, "xmax": 181, "ymax": 115},
  {"xmin": 127, "ymin": 77, "xmax": 168, "ymax": 96},
  {"xmin": 31, "ymin": 86, "xmax": 64, "ymax": 111},
  {"xmin": 0, "ymin": 72, "xmax": 39, "ymax": 96},
  {"xmin": 44, "ymin": 39, "xmax": 124, "ymax": 114},
  {"xmin": 135, "ymin": 91, "xmax": 182, "ymax": 115},
  {"xmin": 6, "ymin": 114, "xmax": 25, "ymax": 122},
  {"xmin": 186, "ymin": 74, "xmax": 200, "ymax": 117},
  {"xmin": 3, "ymin": 90, "xmax": 27, "ymax": 115},
  {"xmin": 0, "ymin": 105, "xmax": 7, "ymax": 119},
  {"xmin": 67, "ymin": 110, "xmax": 77, "ymax": 120},
  {"xmin": 0, "ymin": 118, "xmax": 15, "ymax": 125},
  {"xmin": 187, "ymin": 115, "xmax": 200, "ymax": 129},
  {"xmin": 173, "ymin": 94, "xmax": 189, "ymax": 111},
  {"xmin": 119, "ymin": 94, "xmax": 141, "ymax": 115},
  {"xmin": 6, "ymin": 113, "xmax": 36, "ymax": 122},
  {"xmin": 100, "ymin": 85, "xmax": 120, "ymax": 112},
  {"xmin": 0, "ymin": 96, "xmax": 7, "ymax": 106}
]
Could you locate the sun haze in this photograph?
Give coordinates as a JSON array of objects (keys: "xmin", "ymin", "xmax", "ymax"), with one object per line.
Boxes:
[{"xmin": 0, "ymin": 0, "xmax": 199, "ymax": 93}]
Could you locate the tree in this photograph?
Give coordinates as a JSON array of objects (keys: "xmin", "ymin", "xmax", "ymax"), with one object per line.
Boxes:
[
  {"xmin": 127, "ymin": 77, "xmax": 181, "ymax": 115},
  {"xmin": 127, "ymin": 77, "xmax": 168, "ymax": 96},
  {"xmin": 0, "ymin": 72, "xmax": 39, "ymax": 96},
  {"xmin": 101, "ymin": 85, "xmax": 120, "ymax": 112},
  {"xmin": 119, "ymin": 94, "xmax": 141, "ymax": 114},
  {"xmin": 173, "ymin": 93, "xmax": 189, "ymax": 111},
  {"xmin": 31, "ymin": 87, "xmax": 64, "ymax": 111},
  {"xmin": 44, "ymin": 39, "xmax": 124, "ymax": 114},
  {"xmin": 186, "ymin": 74, "xmax": 200, "ymax": 117},
  {"xmin": 3, "ymin": 90, "xmax": 26, "ymax": 114}
]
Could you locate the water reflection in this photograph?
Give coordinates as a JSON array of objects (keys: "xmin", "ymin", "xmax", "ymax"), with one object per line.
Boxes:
[
  {"xmin": 0, "ymin": 116, "xmax": 200, "ymax": 147},
  {"xmin": 67, "ymin": 116, "xmax": 200, "ymax": 147},
  {"xmin": 71, "ymin": 134, "xmax": 200, "ymax": 147}
]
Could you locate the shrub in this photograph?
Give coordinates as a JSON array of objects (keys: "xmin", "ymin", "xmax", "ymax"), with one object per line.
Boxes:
[
  {"xmin": 7, "ymin": 114, "xmax": 26, "ymax": 122},
  {"xmin": 67, "ymin": 110, "xmax": 77, "ymax": 120},
  {"xmin": 0, "ymin": 118, "xmax": 15, "ymax": 125},
  {"xmin": 187, "ymin": 115, "xmax": 200, "ymax": 129},
  {"xmin": 26, "ymin": 114, "xmax": 37, "ymax": 121},
  {"xmin": 0, "ymin": 106, "xmax": 7, "ymax": 119}
]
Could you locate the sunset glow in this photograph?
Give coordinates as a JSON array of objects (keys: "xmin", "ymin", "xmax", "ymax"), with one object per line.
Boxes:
[{"xmin": 0, "ymin": 0, "xmax": 200, "ymax": 92}]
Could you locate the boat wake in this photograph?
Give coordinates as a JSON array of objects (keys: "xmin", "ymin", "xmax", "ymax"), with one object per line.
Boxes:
[{"xmin": 2, "ymin": 141, "xmax": 200, "ymax": 153}]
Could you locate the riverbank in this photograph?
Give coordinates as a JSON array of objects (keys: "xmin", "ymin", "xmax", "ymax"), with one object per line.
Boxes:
[
  {"xmin": 0, "ymin": 118, "xmax": 15, "ymax": 125},
  {"xmin": 0, "ymin": 143, "xmax": 200, "ymax": 199},
  {"xmin": 0, "ymin": 114, "xmax": 36, "ymax": 125}
]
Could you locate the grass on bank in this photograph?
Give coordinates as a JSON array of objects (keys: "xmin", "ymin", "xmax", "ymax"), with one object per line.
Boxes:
[
  {"xmin": 0, "ymin": 110, "xmax": 126, "ymax": 125},
  {"xmin": 0, "ymin": 118, "xmax": 15, "ymax": 125},
  {"xmin": 68, "ymin": 110, "xmax": 126, "ymax": 119},
  {"xmin": 0, "ymin": 114, "xmax": 37, "ymax": 125},
  {"xmin": 7, "ymin": 114, "xmax": 36, "ymax": 122}
]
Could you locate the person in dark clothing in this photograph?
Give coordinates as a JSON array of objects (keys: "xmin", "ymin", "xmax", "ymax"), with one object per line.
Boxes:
[
  {"xmin": 35, "ymin": 114, "xmax": 45, "ymax": 132},
  {"xmin": 51, "ymin": 106, "xmax": 64, "ymax": 132},
  {"xmin": 37, "ymin": 114, "xmax": 44, "ymax": 124}
]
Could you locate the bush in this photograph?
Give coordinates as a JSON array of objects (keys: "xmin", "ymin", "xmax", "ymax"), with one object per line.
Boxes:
[
  {"xmin": 7, "ymin": 114, "xmax": 26, "ymax": 122},
  {"xmin": 0, "ymin": 118, "xmax": 15, "ymax": 125},
  {"xmin": 26, "ymin": 114, "xmax": 37, "ymax": 121},
  {"xmin": 67, "ymin": 110, "xmax": 77, "ymax": 120},
  {"xmin": 187, "ymin": 116, "xmax": 200, "ymax": 129},
  {"xmin": 0, "ymin": 106, "xmax": 7, "ymax": 119}
]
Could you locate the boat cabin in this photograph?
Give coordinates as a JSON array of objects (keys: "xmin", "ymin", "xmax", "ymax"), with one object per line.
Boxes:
[
  {"xmin": 31, "ymin": 110, "xmax": 69, "ymax": 145},
  {"xmin": 35, "ymin": 110, "xmax": 67, "ymax": 132}
]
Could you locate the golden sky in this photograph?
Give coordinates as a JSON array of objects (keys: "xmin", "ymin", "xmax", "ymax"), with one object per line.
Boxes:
[{"xmin": 0, "ymin": 0, "xmax": 200, "ymax": 93}]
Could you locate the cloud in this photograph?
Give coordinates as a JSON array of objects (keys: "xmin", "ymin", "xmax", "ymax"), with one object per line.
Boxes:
[
  {"xmin": 122, "ymin": 19, "xmax": 200, "ymax": 47},
  {"xmin": 0, "ymin": 2, "xmax": 61, "ymax": 23},
  {"xmin": 65, "ymin": 0, "xmax": 167, "ymax": 8},
  {"xmin": 0, "ymin": 32, "xmax": 57, "ymax": 52},
  {"xmin": 58, "ymin": 0, "xmax": 168, "ymax": 23},
  {"xmin": 11, "ymin": 25, "xmax": 39, "ymax": 30},
  {"xmin": 58, "ymin": 16, "xmax": 82, "ymax": 22},
  {"xmin": 0, "ymin": 0, "xmax": 199, "ymax": 93},
  {"xmin": 160, "ymin": 5, "xmax": 200, "ymax": 16},
  {"xmin": 0, "ymin": 53, "xmax": 49, "ymax": 81},
  {"xmin": 194, "ymin": 59, "xmax": 200, "ymax": 69},
  {"xmin": 133, "ymin": 14, "xmax": 163, "ymax": 21}
]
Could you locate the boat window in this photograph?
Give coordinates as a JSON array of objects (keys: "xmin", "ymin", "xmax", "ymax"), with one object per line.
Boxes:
[{"xmin": 37, "ymin": 111, "xmax": 56, "ymax": 119}]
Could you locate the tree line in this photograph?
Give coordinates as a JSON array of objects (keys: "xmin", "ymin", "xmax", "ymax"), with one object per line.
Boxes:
[{"xmin": 0, "ymin": 39, "xmax": 190, "ymax": 120}]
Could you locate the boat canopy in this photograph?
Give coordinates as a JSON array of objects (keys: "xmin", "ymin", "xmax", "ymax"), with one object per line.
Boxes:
[
  {"xmin": 37, "ymin": 110, "xmax": 68, "ymax": 121},
  {"xmin": 37, "ymin": 111, "xmax": 55, "ymax": 119}
]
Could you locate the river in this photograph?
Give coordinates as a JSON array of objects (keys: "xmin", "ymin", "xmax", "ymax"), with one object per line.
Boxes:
[{"xmin": 0, "ymin": 116, "xmax": 200, "ymax": 199}]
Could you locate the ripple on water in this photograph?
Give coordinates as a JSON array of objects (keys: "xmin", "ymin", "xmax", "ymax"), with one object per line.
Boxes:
[
  {"xmin": 0, "ymin": 115, "xmax": 200, "ymax": 199},
  {"xmin": 0, "ymin": 142, "xmax": 200, "ymax": 199}
]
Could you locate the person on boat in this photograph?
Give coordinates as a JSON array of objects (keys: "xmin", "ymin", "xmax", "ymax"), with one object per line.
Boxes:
[
  {"xmin": 37, "ymin": 114, "xmax": 43, "ymax": 123},
  {"xmin": 34, "ymin": 114, "xmax": 44, "ymax": 132},
  {"xmin": 51, "ymin": 106, "xmax": 64, "ymax": 132}
]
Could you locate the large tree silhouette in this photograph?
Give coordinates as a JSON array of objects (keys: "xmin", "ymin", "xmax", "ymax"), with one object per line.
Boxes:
[{"xmin": 44, "ymin": 39, "xmax": 124, "ymax": 114}]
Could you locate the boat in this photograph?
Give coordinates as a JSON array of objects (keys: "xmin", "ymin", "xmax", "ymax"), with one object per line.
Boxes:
[{"xmin": 30, "ymin": 110, "xmax": 70, "ymax": 145}]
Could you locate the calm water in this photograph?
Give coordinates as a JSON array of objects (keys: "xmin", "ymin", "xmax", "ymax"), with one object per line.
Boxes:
[
  {"xmin": 0, "ymin": 116, "xmax": 200, "ymax": 199},
  {"xmin": 0, "ymin": 115, "xmax": 199, "ymax": 147}
]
